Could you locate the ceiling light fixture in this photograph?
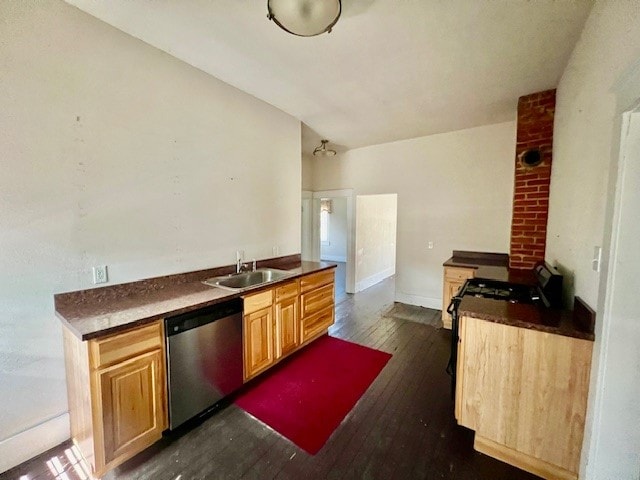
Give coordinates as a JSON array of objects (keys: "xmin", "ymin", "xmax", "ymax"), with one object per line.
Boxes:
[
  {"xmin": 313, "ymin": 139, "xmax": 337, "ymax": 157},
  {"xmin": 267, "ymin": 0, "xmax": 341, "ymax": 37}
]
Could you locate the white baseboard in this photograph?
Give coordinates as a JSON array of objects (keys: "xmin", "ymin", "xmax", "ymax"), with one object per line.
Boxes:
[
  {"xmin": 355, "ymin": 267, "xmax": 395, "ymax": 292},
  {"xmin": 320, "ymin": 254, "xmax": 347, "ymax": 263},
  {"xmin": 394, "ymin": 292, "xmax": 442, "ymax": 311},
  {"xmin": 0, "ymin": 413, "xmax": 70, "ymax": 474}
]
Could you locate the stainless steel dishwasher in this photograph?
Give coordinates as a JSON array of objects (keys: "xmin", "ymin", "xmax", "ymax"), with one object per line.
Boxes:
[{"xmin": 165, "ymin": 298, "xmax": 243, "ymax": 430}]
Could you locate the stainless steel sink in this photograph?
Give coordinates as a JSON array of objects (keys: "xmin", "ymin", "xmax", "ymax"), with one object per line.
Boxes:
[{"xmin": 203, "ymin": 268, "xmax": 294, "ymax": 292}]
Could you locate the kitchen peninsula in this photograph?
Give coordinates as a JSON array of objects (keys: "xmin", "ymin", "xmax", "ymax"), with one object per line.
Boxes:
[{"xmin": 443, "ymin": 251, "xmax": 595, "ymax": 480}]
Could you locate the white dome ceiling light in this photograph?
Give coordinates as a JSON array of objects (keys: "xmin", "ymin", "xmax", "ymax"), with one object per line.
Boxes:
[{"xmin": 267, "ymin": 0, "xmax": 341, "ymax": 37}]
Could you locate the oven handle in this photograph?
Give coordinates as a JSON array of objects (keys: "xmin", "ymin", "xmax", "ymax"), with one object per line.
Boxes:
[{"xmin": 445, "ymin": 295, "xmax": 462, "ymax": 399}]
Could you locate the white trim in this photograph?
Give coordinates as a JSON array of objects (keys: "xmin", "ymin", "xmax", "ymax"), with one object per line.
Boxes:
[
  {"xmin": 310, "ymin": 189, "xmax": 356, "ymax": 294},
  {"xmin": 0, "ymin": 413, "xmax": 70, "ymax": 474},
  {"xmin": 320, "ymin": 254, "xmax": 347, "ymax": 262},
  {"xmin": 582, "ymin": 103, "xmax": 640, "ymax": 480},
  {"xmin": 394, "ymin": 292, "xmax": 442, "ymax": 310},
  {"xmin": 312, "ymin": 189, "xmax": 354, "ymax": 199},
  {"xmin": 355, "ymin": 267, "xmax": 395, "ymax": 292}
]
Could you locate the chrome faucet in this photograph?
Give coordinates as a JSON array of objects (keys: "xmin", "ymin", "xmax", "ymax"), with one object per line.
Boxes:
[{"xmin": 236, "ymin": 258, "xmax": 257, "ymax": 273}]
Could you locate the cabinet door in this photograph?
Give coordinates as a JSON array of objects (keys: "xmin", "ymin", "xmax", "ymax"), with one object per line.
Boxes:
[
  {"xmin": 96, "ymin": 349, "xmax": 166, "ymax": 468},
  {"xmin": 243, "ymin": 306, "xmax": 274, "ymax": 380},
  {"xmin": 275, "ymin": 296, "xmax": 299, "ymax": 359},
  {"xmin": 442, "ymin": 265, "xmax": 474, "ymax": 329}
]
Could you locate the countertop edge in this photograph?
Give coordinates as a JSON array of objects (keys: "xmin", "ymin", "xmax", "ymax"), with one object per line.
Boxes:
[{"xmin": 459, "ymin": 309, "xmax": 595, "ymax": 342}]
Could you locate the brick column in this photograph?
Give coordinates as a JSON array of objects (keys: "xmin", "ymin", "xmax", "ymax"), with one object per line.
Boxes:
[{"xmin": 509, "ymin": 89, "xmax": 555, "ymax": 270}]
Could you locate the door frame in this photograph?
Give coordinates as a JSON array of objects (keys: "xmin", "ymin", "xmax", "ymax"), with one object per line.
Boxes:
[
  {"xmin": 311, "ymin": 189, "xmax": 355, "ymax": 294},
  {"xmin": 582, "ymin": 94, "xmax": 640, "ymax": 478},
  {"xmin": 301, "ymin": 190, "xmax": 313, "ymax": 261}
]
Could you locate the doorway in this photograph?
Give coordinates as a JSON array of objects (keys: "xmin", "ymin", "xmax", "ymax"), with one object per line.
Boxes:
[{"xmin": 584, "ymin": 106, "xmax": 640, "ymax": 478}]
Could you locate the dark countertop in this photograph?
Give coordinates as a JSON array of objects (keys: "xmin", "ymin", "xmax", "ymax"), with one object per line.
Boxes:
[
  {"xmin": 443, "ymin": 251, "xmax": 537, "ymax": 286},
  {"xmin": 56, "ymin": 260, "xmax": 336, "ymax": 341},
  {"xmin": 443, "ymin": 250, "xmax": 508, "ymax": 268},
  {"xmin": 459, "ymin": 296, "xmax": 594, "ymax": 341},
  {"xmin": 444, "ymin": 250, "xmax": 594, "ymax": 341}
]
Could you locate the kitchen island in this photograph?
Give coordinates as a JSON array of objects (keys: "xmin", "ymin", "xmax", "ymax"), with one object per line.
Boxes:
[{"xmin": 448, "ymin": 252, "xmax": 595, "ymax": 480}]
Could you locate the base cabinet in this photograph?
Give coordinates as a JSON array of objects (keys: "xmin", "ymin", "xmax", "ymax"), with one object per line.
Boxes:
[
  {"xmin": 275, "ymin": 294, "xmax": 299, "ymax": 357},
  {"xmin": 442, "ymin": 266, "xmax": 474, "ymax": 329},
  {"xmin": 456, "ymin": 315, "xmax": 593, "ymax": 480},
  {"xmin": 63, "ymin": 321, "xmax": 168, "ymax": 478},
  {"xmin": 243, "ymin": 304, "xmax": 275, "ymax": 379},
  {"xmin": 97, "ymin": 349, "xmax": 166, "ymax": 465},
  {"xmin": 242, "ymin": 268, "xmax": 335, "ymax": 382}
]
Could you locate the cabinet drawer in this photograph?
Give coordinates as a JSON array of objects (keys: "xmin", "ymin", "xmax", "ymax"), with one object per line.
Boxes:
[
  {"xmin": 243, "ymin": 289, "xmax": 273, "ymax": 315},
  {"xmin": 300, "ymin": 269, "xmax": 334, "ymax": 293},
  {"xmin": 300, "ymin": 283, "xmax": 334, "ymax": 318},
  {"xmin": 89, "ymin": 322, "xmax": 163, "ymax": 370},
  {"xmin": 301, "ymin": 305, "xmax": 334, "ymax": 343},
  {"xmin": 444, "ymin": 267, "xmax": 475, "ymax": 282},
  {"xmin": 275, "ymin": 280, "xmax": 299, "ymax": 302}
]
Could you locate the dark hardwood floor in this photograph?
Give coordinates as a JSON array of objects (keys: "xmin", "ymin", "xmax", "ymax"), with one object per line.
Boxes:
[{"xmin": 1, "ymin": 276, "xmax": 540, "ymax": 480}]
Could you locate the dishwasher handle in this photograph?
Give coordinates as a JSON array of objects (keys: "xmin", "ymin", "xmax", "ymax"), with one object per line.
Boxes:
[{"xmin": 165, "ymin": 298, "xmax": 242, "ymax": 337}]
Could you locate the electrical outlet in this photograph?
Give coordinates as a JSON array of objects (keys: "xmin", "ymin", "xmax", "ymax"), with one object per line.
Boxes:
[
  {"xmin": 272, "ymin": 246, "xmax": 279, "ymax": 256},
  {"xmin": 428, "ymin": 241, "xmax": 434, "ymax": 249},
  {"xmin": 93, "ymin": 265, "xmax": 108, "ymax": 284},
  {"xmin": 236, "ymin": 250, "xmax": 244, "ymax": 262}
]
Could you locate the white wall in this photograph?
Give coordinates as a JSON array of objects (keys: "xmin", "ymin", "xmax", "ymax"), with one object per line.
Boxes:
[
  {"xmin": 548, "ymin": 1, "xmax": 640, "ymax": 478},
  {"xmin": 312, "ymin": 122, "xmax": 515, "ymax": 308},
  {"xmin": 302, "ymin": 154, "xmax": 314, "ymax": 191},
  {"xmin": 0, "ymin": 0, "xmax": 300, "ymax": 471},
  {"xmin": 320, "ymin": 197, "xmax": 348, "ymax": 262},
  {"xmin": 355, "ymin": 194, "xmax": 397, "ymax": 292}
]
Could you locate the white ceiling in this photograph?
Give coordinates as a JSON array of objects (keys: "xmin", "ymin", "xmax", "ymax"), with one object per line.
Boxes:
[{"xmin": 64, "ymin": 0, "xmax": 593, "ymax": 153}]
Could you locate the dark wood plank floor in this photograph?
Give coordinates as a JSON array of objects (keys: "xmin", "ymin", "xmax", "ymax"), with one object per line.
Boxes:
[{"xmin": 1, "ymin": 277, "xmax": 540, "ymax": 480}]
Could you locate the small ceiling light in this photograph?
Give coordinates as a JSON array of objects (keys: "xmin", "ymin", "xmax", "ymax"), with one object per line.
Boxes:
[
  {"xmin": 313, "ymin": 139, "xmax": 337, "ymax": 157},
  {"xmin": 267, "ymin": 0, "xmax": 341, "ymax": 37}
]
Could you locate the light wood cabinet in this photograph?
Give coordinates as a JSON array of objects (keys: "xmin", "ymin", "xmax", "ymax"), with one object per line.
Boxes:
[
  {"xmin": 456, "ymin": 315, "xmax": 593, "ymax": 480},
  {"xmin": 243, "ymin": 305, "xmax": 275, "ymax": 379},
  {"xmin": 275, "ymin": 295, "xmax": 299, "ymax": 357},
  {"xmin": 442, "ymin": 266, "xmax": 474, "ymax": 329},
  {"xmin": 63, "ymin": 320, "xmax": 167, "ymax": 478},
  {"xmin": 242, "ymin": 269, "xmax": 334, "ymax": 381},
  {"xmin": 300, "ymin": 270, "xmax": 335, "ymax": 343}
]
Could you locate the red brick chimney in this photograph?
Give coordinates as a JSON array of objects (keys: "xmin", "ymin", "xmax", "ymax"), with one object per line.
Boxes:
[{"xmin": 509, "ymin": 89, "xmax": 556, "ymax": 270}]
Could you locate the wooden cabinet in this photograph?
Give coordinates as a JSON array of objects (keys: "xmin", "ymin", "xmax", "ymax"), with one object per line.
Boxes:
[
  {"xmin": 97, "ymin": 349, "xmax": 165, "ymax": 465},
  {"xmin": 300, "ymin": 270, "xmax": 335, "ymax": 343},
  {"xmin": 275, "ymin": 282, "xmax": 300, "ymax": 357},
  {"xmin": 63, "ymin": 321, "xmax": 167, "ymax": 478},
  {"xmin": 442, "ymin": 266, "xmax": 474, "ymax": 329},
  {"xmin": 243, "ymin": 305, "xmax": 275, "ymax": 379},
  {"xmin": 456, "ymin": 315, "xmax": 593, "ymax": 480},
  {"xmin": 242, "ymin": 269, "xmax": 334, "ymax": 381}
]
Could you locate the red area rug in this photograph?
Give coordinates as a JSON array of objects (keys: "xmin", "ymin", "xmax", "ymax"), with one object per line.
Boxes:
[{"xmin": 234, "ymin": 335, "xmax": 392, "ymax": 454}]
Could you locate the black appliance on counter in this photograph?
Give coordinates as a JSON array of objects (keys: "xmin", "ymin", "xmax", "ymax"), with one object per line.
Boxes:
[{"xmin": 445, "ymin": 262, "xmax": 563, "ymax": 397}]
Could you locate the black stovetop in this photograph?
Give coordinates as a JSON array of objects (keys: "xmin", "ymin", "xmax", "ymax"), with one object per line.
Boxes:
[{"xmin": 460, "ymin": 278, "xmax": 544, "ymax": 306}]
